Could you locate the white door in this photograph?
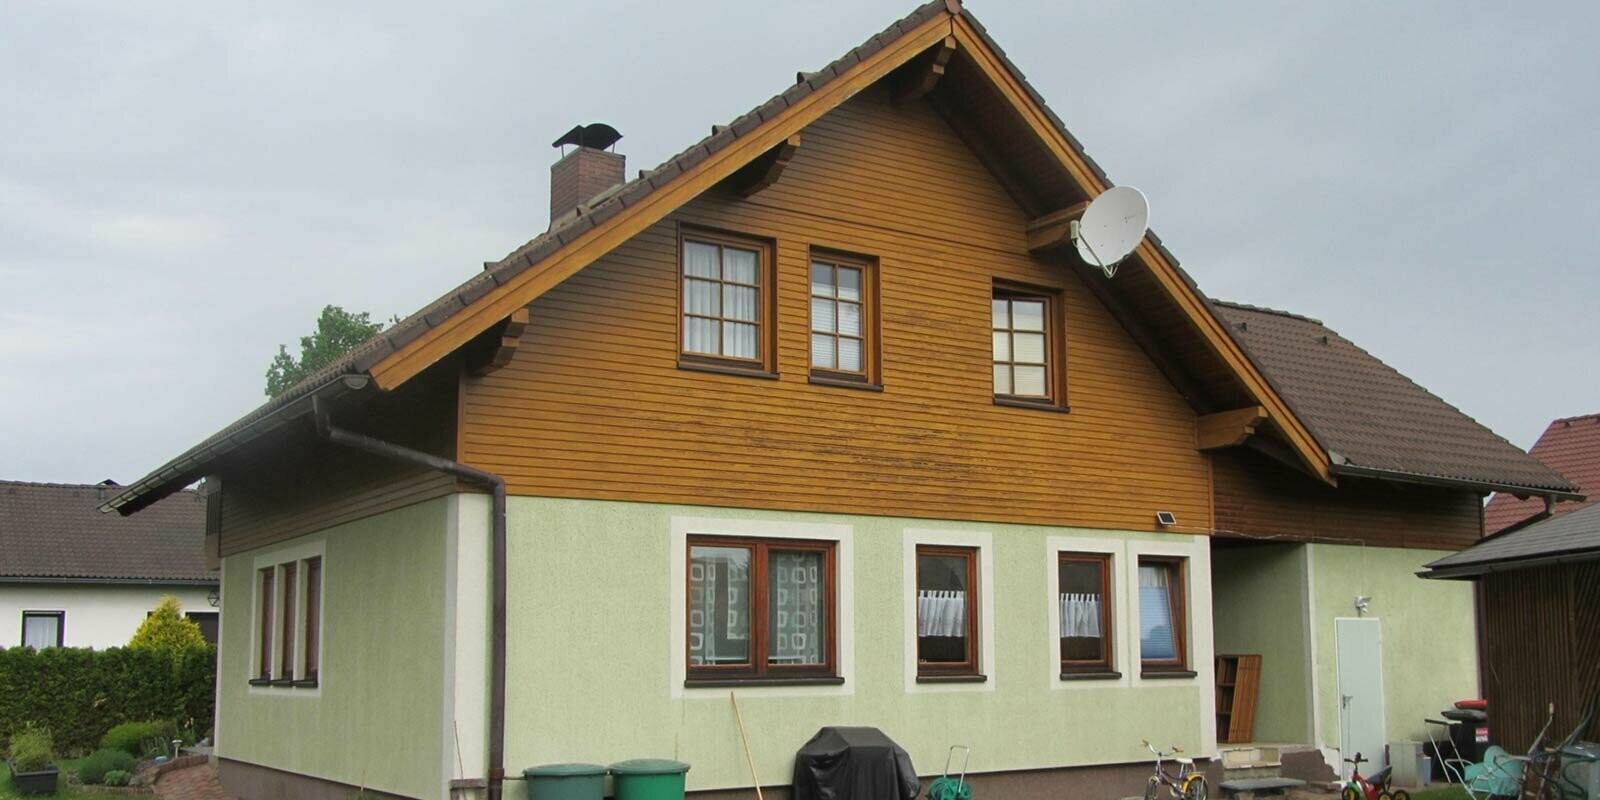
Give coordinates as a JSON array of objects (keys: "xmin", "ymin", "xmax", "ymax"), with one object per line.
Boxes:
[{"xmin": 1336, "ymin": 618, "xmax": 1387, "ymax": 776}]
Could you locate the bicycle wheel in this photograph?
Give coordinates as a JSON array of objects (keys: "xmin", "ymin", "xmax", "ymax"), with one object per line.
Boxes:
[
  {"xmin": 1377, "ymin": 792, "xmax": 1393, "ymax": 800},
  {"xmin": 1390, "ymin": 790, "xmax": 1410, "ymax": 800},
  {"xmin": 1183, "ymin": 775, "xmax": 1208, "ymax": 800},
  {"xmin": 1145, "ymin": 776, "xmax": 1161, "ymax": 800},
  {"xmin": 1341, "ymin": 787, "xmax": 1362, "ymax": 800}
]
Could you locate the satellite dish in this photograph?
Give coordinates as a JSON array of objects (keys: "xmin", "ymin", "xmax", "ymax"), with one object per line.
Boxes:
[{"xmin": 1071, "ymin": 186, "xmax": 1150, "ymax": 279}]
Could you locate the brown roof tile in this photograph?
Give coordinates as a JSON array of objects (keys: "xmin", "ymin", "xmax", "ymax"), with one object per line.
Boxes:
[
  {"xmin": 1484, "ymin": 413, "xmax": 1600, "ymax": 532},
  {"xmin": 1212, "ymin": 301, "xmax": 1576, "ymax": 494},
  {"xmin": 2, "ymin": 481, "xmax": 213, "ymax": 583}
]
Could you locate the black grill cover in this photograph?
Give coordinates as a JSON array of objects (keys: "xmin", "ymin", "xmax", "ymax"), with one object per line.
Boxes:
[{"xmin": 792, "ymin": 726, "xmax": 920, "ymax": 800}]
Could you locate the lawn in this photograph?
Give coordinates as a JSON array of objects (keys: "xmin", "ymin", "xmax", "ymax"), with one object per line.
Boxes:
[
  {"xmin": 1407, "ymin": 786, "xmax": 1469, "ymax": 800},
  {"xmin": 0, "ymin": 758, "xmax": 99, "ymax": 800}
]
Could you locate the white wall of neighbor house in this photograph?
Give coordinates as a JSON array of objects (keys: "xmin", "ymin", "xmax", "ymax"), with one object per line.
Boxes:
[{"xmin": 0, "ymin": 584, "xmax": 216, "ymax": 649}]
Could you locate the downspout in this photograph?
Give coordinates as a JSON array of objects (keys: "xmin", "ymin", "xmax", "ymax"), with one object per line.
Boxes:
[{"xmin": 312, "ymin": 395, "xmax": 509, "ymax": 800}]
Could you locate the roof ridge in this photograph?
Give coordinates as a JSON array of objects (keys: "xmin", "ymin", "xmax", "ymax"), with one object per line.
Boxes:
[{"xmin": 1211, "ymin": 299, "xmax": 1324, "ymax": 325}]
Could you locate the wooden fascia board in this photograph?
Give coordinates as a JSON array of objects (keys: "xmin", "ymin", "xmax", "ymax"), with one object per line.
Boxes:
[
  {"xmin": 949, "ymin": 15, "xmax": 1334, "ymax": 485},
  {"xmin": 367, "ymin": 13, "xmax": 956, "ymax": 391}
]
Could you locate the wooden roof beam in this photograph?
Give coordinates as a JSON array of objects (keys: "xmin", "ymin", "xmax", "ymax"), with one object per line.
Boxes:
[
  {"xmin": 730, "ymin": 133, "xmax": 802, "ymax": 198},
  {"xmin": 894, "ymin": 36, "xmax": 957, "ymax": 105},
  {"xmin": 1196, "ymin": 406, "xmax": 1268, "ymax": 450},
  {"xmin": 469, "ymin": 307, "xmax": 529, "ymax": 377},
  {"xmin": 1026, "ymin": 200, "xmax": 1091, "ymax": 253}
]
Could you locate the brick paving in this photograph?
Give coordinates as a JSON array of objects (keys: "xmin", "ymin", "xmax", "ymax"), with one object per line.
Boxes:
[{"xmin": 153, "ymin": 763, "xmax": 232, "ymax": 800}]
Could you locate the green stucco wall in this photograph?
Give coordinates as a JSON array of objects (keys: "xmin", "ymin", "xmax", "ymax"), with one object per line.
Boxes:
[
  {"xmin": 1211, "ymin": 543, "xmax": 1311, "ymax": 744},
  {"xmin": 217, "ymin": 498, "xmax": 450, "ymax": 800},
  {"xmin": 1310, "ymin": 543, "xmax": 1478, "ymax": 746},
  {"xmin": 503, "ymin": 498, "xmax": 1212, "ymax": 795}
]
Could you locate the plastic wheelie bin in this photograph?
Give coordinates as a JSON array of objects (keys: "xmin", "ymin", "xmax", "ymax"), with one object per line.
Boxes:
[
  {"xmin": 523, "ymin": 763, "xmax": 607, "ymax": 800},
  {"xmin": 609, "ymin": 759, "xmax": 690, "ymax": 800}
]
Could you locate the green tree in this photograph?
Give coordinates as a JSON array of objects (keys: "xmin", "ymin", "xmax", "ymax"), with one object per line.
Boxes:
[
  {"xmin": 264, "ymin": 305, "xmax": 385, "ymax": 397},
  {"xmin": 128, "ymin": 596, "xmax": 207, "ymax": 652}
]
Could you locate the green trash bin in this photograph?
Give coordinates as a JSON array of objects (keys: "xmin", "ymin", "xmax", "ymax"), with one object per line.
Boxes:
[
  {"xmin": 523, "ymin": 763, "xmax": 606, "ymax": 800},
  {"xmin": 609, "ymin": 758, "xmax": 690, "ymax": 800}
]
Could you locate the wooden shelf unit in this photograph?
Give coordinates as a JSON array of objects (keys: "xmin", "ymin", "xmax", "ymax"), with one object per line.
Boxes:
[{"xmin": 1216, "ymin": 654, "xmax": 1262, "ymax": 744}]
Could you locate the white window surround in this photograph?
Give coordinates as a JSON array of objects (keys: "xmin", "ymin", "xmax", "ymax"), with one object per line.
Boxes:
[
  {"xmin": 1127, "ymin": 536, "xmax": 1211, "ymax": 691},
  {"xmin": 669, "ymin": 516, "xmax": 855, "ymax": 699},
  {"xmin": 903, "ymin": 528, "xmax": 995, "ymax": 694},
  {"xmin": 249, "ymin": 539, "xmax": 326, "ymax": 697},
  {"xmin": 1045, "ymin": 535, "xmax": 1128, "ymax": 690}
]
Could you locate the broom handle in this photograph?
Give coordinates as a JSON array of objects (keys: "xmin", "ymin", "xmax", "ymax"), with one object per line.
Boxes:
[{"xmin": 731, "ymin": 691, "xmax": 766, "ymax": 800}]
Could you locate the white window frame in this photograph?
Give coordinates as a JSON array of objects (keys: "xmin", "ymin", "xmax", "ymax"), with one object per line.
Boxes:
[
  {"xmin": 903, "ymin": 528, "xmax": 995, "ymax": 694},
  {"xmin": 249, "ymin": 539, "xmax": 326, "ymax": 696},
  {"xmin": 669, "ymin": 516, "xmax": 855, "ymax": 699}
]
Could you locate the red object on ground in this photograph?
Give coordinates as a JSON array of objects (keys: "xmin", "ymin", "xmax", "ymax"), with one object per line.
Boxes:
[{"xmin": 1456, "ymin": 699, "xmax": 1489, "ymax": 710}]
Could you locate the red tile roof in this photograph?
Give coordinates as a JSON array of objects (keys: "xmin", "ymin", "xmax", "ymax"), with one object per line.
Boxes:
[
  {"xmin": 1483, "ymin": 413, "xmax": 1600, "ymax": 533},
  {"xmin": 0, "ymin": 480, "xmax": 214, "ymax": 583}
]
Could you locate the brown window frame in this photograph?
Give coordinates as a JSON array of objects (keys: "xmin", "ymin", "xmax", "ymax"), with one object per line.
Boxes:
[
  {"xmin": 303, "ymin": 557, "xmax": 322, "ymax": 684},
  {"xmin": 915, "ymin": 544, "xmax": 982, "ymax": 680},
  {"xmin": 991, "ymin": 282, "xmax": 1068, "ymax": 411},
  {"xmin": 1138, "ymin": 556, "xmax": 1190, "ymax": 674},
  {"xmin": 1058, "ymin": 552, "xmax": 1115, "ymax": 677},
  {"xmin": 256, "ymin": 567, "xmax": 274, "ymax": 681},
  {"xmin": 677, "ymin": 227, "xmax": 777, "ymax": 378},
  {"xmin": 278, "ymin": 561, "xmax": 297, "ymax": 682},
  {"xmin": 685, "ymin": 535, "xmax": 839, "ymax": 685},
  {"xmin": 807, "ymin": 250, "xmax": 881, "ymax": 389},
  {"xmin": 20, "ymin": 611, "xmax": 65, "ymax": 649}
]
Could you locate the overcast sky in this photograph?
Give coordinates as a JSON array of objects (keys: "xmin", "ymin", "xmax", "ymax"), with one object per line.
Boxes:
[{"xmin": 3, "ymin": 1, "xmax": 1596, "ymax": 485}]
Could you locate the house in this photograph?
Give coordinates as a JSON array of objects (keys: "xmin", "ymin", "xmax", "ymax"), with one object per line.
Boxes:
[
  {"xmin": 98, "ymin": 3, "xmax": 1576, "ymax": 800},
  {"xmin": 1, "ymin": 480, "xmax": 218, "ymax": 648},
  {"xmin": 1419, "ymin": 502, "xmax": 1600, "ymax": 753},
  {"xmin": 1483, "ymin": 413, "xmax": 1599, "ymax": 534}
]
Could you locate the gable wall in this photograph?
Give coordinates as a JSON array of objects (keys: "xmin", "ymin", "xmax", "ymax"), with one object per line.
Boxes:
[{"xmin": 458, "ymin": 83, "xmax": 1210, "ymax": 533}]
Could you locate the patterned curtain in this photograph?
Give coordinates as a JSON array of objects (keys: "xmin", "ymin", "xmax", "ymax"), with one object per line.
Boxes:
[{"xmin": 768, "ymin": 550, "xmax": 822, "ymax": 665}]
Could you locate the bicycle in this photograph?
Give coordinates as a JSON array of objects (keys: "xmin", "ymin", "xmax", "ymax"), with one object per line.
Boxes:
[
  {"xmin": 1142, "ymin": 739, "xmax": 1207, "ymax": 800},
  {"xmin": 1341, "ymin": 753, "xmax": 1408, "ymax": 800}
]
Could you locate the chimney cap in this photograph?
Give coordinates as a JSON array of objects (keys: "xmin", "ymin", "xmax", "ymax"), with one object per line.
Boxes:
[{"xmin": 553, "ymin": 123, "xmax": 623, "ymax": 152}]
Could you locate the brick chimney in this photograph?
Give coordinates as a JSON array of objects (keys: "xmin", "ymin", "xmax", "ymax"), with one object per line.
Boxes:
[{"xmin": 550, "ymin": 123, "xmax": 625, "ymax": 223}]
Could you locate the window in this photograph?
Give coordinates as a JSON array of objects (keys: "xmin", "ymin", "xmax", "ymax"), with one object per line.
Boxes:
[
  {"xmin": 1138, "ymin": 557, "xmax": 1188, "ymax": 672},
  {"xmin": 686, "ymin": 535, "xmax": 836, "ymax": 683},
  {"xmin": 1058, "ymin": 553, "xmax": 1114, "ymax": 676},
  {"xmin": 21, "ymin": 611, "xmax": 64, "ymax": 649},
  {"xmin": 916, "ymin": 545, "xmax": 980, "ymax": 678},
  {"xmin": 252, "ymin": 553, "xmax": 324, "ymax": 688},
  {"xmin": 680, "ymin": 230, "xmax": 773, "ymax": 375},
  {"xmin": 992, "ymin": 286, "xmax": 1064, "ymax": 407},
  {"xmin": 809, "ymin": 253, "xmax": 878, "ymax": 386}
]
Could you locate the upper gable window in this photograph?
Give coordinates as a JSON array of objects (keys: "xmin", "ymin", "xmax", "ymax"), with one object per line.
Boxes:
[
  {"xmin": 680, "ymin": 229, "xmax": 774, "ymax": 376},
  {"xmin": 809, "ymin": 252, "xmax": 879, "ymax": 388},
  {"xmin": 992, "ymin": 284, "xmax": 1065, "ymax": 409}
]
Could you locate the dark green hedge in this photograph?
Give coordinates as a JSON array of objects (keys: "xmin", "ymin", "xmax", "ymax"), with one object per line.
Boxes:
[{"xmin": 0, "ymin": 645, "xmax": 215, "ymax": 755}]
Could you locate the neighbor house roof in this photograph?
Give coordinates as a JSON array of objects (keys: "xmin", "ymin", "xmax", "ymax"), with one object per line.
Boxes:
[
  {"xmin": 1421, "ymin": 501, "xmax": 1600, "ymax": 579},
  {"xmin": 103, "ymin": 0, "xmax": 1338, "ymax": 516},
  {"xmin": 1, "ymin": 480, "xmax": 214, "ymax": 584},
  {"xmin": 1212, "ymin": 302, "xmax": 1579, "ymax": 497},
  {"xmin": 1484, "ymin": 413, "xmax": 1600, "ymax": 533}
]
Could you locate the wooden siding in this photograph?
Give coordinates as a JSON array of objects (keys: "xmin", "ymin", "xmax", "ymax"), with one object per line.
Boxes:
[
  {"xmin": 1480, "ymin": 562, "xmax": 1600, "ymax": 752},
  {"xmin": 458, "ymin": 84, "xmax": 1209, "ymax": 532},
  {"xmin": 217, "ymin": 367, "xmax": 459, "ymax": 555},
  {"xmin": 1212, "ymin": 448, "xmax": 1481, "ymax": 549}
]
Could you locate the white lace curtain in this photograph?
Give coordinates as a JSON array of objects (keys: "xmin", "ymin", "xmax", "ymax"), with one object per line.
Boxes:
[
  {"xmin": 1059, "ymin": 592, "xmax": 1102, "ymax": 638},
  {"xmin": 917, "ymin": 589, "xmax": 967, "ymax": 637}
]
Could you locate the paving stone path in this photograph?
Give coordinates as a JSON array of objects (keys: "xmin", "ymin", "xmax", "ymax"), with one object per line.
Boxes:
[{"xmin": 153, "ymin": 763, "xmax": 232, "ymax": 800}]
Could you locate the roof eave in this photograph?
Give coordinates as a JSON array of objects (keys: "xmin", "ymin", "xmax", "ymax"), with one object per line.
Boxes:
[
  {"xmin": 1418, "ymin": 548, "xmax": 1600, "ymax": 580},
  {"xmin": 0, "ymin": 576, "xmax": 219, "ymax": 587},
  {"xmin": 1331, "ymin": 463, "xmax": 1584, "ymax": 502}
]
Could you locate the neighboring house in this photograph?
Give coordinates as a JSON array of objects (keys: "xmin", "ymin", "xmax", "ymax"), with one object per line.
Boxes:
[
  {"xmin": 1, "ymin": 480, "xmax": 218, "ymax": 648},
  {"xmin": 1419, "ymin": 502, "xmax": 1600, "ymax": 753},
  {"xmin": 1483, "ymin": 412, "xmax": 1600, "ymax": 533},
  {"xmin": 99, "ymin": 4, "xmax": 1575, "ymax": 800}
]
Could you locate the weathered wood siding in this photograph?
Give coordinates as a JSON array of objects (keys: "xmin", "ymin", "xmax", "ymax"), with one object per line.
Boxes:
[
  {"xmin": 1212, "ymin": 448, "xmax": 1482, "ymax": 549},
  {"xmin": 216, "ymin": 368, "xmax": 458, "ymax": 555},
  {"xmin": 1480, "ymin": 562, "xmax": 1600, "ymax": 751},
  {"xmin": 458, "ymin": 84, "xmax": 1209, "ymax": 532}
]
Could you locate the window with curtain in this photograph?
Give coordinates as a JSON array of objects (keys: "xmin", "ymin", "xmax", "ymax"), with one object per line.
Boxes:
[
  {"xmin": 257, "ymin": 567, "xmax": 274, "ymax": 680},
  {"xmin": 809, "ymin": 253, "xmax": 877, "ymax": 385},
  {"xmin": 687, "ymin": 536, "xmax": 835, "ymax": 682},
  {"xmin": 680, "ymin": 231, "xmax": 771, "ymax": 373},
  {"xmin": 1138, "ymin": 558, "xmax": 1188, "ymax": 671},
  {"xmin": 252, "ymin": 554, "xmax": 326, "ymax": 688},
  {"xmin": 21, "ymin": 611, "xmax": 63, "ymax": 649},
  {"xmin": 916, "ymin": 545, "xmax": 980, "ymax": 677},
  {"xmin": 1059, "ymin": 553, "xmax": 1113, "ymax": 675},
  {"xmin": 992, "ymin": 287, "xmax": 1063, "ymax": 405}
]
